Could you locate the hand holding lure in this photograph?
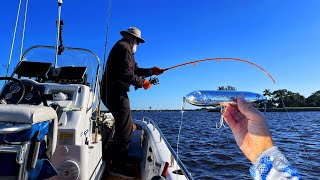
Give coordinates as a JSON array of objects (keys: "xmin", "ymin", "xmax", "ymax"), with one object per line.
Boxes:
[{"xmin": 184, "ymin": 90, "xmax": 266, "ymax": 128}]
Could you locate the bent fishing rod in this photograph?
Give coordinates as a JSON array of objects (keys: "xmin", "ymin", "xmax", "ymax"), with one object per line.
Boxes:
[{"xmin": 162, "ymin": 58, "xmax": 276, "ymax": 84}]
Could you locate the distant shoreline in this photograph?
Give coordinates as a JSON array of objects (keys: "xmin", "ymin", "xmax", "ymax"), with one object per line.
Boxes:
[
  {"xmin": 257, "ymin": 107, "xmax": 320, "ymax": 112},
  {"xmin": 130, "ymin": 107, "xmax": 320, "ymax": 112}
]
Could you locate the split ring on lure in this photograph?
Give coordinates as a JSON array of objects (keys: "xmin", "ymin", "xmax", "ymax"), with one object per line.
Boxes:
[{"xmin": 184, "ymin": 90, "xmax": 267, "ymax": 128}]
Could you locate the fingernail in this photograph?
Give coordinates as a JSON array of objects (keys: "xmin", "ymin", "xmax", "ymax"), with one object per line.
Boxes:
[{"xmin": 238, "ymin": 95, "xmax": 245, "ymax": 101}]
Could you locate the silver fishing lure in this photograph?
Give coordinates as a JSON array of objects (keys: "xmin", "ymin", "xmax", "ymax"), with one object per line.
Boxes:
[
  {"xmin": 184, "ymin": 90, "xmax": 267, "ymax": 128},
  {"xmin": 185, "ymin": 90, "xmax": 266, "ymax": 107}
]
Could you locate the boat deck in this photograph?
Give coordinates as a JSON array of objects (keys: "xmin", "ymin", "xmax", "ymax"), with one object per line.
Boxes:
[
  {"xmin": 102, "ymin": 162, "xmax": 141, "ymax": 180},
  {"xmin": 102, "ymin": 124, "xmax": 143, "ymax": 180},
  {"xmin": 107, "ymin": 176, "xmax": 141, "ymax": 180}
]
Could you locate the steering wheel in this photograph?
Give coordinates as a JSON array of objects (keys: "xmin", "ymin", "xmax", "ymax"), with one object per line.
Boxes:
[{"xmin": 0, "ymin": 77, "xmax": 26, "ymax": 104}]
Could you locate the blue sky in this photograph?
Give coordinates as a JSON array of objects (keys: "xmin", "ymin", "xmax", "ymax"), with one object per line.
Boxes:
[{"xmin": 1, "ymin": 0, "xmax": 320, "ymax": 110}]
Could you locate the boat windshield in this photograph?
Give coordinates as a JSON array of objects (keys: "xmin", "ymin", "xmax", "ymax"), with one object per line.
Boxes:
[{"xmin": 15, "ymin": 46, "xmax": 100, "ymax": 91}]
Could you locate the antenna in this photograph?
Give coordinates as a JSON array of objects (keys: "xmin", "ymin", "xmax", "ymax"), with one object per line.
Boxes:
[{"xmin": 54, "ymin": 0, "xmax": 63, "ymax": 72}]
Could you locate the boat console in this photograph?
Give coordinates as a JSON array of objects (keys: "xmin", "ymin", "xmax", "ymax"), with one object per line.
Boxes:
[{"xmin": 0, "ymin": 46, "xmax": 104, "ymax": 180}]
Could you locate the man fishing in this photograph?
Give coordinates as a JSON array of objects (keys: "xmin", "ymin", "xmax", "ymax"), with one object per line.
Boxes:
[{"xmin": 101, "ymin": 27, "xmax": 163, "ymax": 178}]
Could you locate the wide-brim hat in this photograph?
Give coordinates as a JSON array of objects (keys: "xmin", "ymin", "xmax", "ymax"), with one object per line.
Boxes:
[{"xmin": 120, "ymin": 27, "xmax": 145, "ymax": 43}]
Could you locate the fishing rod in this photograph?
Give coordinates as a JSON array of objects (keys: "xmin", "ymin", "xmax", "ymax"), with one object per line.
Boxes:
[{"xmin": 162, "ymin": 58, "xmax": 276, "ymax": 84}]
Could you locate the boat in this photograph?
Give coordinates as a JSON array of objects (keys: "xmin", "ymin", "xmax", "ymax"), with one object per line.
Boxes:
[
  {"xmin": 0, "ymin": 41, "xmax": 192, "ymax": 180},
  {"xmin": 0, "ymin": 2, "xmax": 193, "ymax": 180}
]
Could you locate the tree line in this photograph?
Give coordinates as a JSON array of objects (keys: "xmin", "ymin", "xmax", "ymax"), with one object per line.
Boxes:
[
  {"xmin": 217, "ymin": 86, "xmax": 320, "ymax": 108},
  {"xmin": 263, "ymin": 89, "xmax": 320, "ymax": 108}
]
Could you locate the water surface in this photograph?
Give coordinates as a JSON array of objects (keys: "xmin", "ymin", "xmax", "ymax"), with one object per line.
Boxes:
[{"xmin": 133, "ymin": 111, "xmax": 320, "ymax": 179}]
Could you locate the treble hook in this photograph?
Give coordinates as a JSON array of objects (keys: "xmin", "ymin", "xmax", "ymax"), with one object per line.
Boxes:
[{"xmin": 216, "ymin": 106, "xmax": 227, "ymax": 129}]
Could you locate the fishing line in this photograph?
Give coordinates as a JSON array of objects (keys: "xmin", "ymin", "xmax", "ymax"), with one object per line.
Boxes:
[
  {"xmin": 278, "ymin": 92, "xmax": 312, "ymax": 172},
  {"xmin": 6, "ymin": 0, "xmax": 23, "ymax": 77},
  {"xmin": 163, "ymin": 58, "xmax": 276, "ymax": 84},
  {"xmin": 176, "ymin": 97, "xmax": 186, "ymax": 178}
]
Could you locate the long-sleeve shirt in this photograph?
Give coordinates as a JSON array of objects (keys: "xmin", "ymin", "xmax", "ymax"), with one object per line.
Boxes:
[
  {"xmin": 250, "ymin": 146, "xmax": 301, "ymax": 180},
  {"xmin": 101, "ymin": 38, "xmax": 153, "ymax": 107}
]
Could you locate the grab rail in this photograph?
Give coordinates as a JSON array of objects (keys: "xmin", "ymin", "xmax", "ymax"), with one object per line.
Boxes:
[{"xmin": 141, "ymin": 117, "xmax": 194, "ymax": 180}]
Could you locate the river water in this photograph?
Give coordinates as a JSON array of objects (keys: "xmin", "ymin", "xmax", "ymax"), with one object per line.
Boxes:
[{"xmin": 132, "ymin": 111, "xmax": 320, "ymax": 179}]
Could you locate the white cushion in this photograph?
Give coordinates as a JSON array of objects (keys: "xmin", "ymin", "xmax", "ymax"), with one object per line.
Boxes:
[
  {"xmin": 0, "ymin": 104, "xmax": 57, "ymax": 155},
  {"xmin": 0, "ymin": 104, "xmax": 57, "ymax": 124}
]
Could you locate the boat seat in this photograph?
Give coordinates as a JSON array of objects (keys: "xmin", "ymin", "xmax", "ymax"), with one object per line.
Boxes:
[
  {"xmin": 128, "ymin": 129, "xmax": 143, "ymax": 163},
  {"xmin": 0, "ymin": 104, "xmax": 58, "ymax": 156}
]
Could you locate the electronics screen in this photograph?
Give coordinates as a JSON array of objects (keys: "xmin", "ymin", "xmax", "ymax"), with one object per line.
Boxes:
[
  {"xmin": 14, "ymin": 61, "xmax": 52, "ymax": 77},
  {"xmin": 57, "ymin": 66, "xmax": 87, "ymax": 80}
]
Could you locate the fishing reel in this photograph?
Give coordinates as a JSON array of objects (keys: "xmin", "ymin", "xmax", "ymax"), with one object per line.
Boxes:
[
  {"xmin": 134, "ymin": 76, "xmax": 159, "ymax": 90},
  {"xmin": 149, "ymin": 76, "xmax": 159, "ymax": 85}
]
